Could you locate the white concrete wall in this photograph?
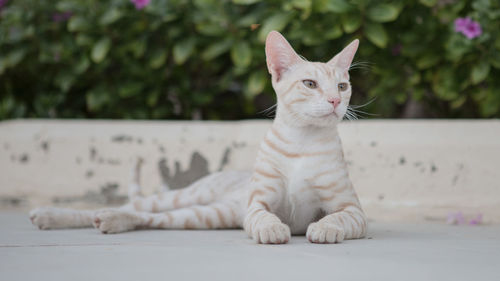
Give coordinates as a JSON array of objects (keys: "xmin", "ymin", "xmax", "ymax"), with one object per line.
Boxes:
[{"xmin": 1, "ymin": 119, "xmax": 499, "ymax": 223}]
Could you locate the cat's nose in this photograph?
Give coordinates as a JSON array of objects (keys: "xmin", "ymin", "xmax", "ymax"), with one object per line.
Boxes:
[{"xmin": 327, "ymin": 97, "xmax": 341, "ymax": 109}]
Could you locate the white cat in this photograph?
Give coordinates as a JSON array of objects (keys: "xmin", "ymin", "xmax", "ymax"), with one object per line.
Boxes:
[{"xmin": 30, "ymin": 31, "xmax": 367, "ymax": 244}]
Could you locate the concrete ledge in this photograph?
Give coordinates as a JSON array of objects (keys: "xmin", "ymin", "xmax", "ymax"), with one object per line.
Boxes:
[{"xmin": 1, "ymin": 119, "xmax": 499, "ymax": 223}]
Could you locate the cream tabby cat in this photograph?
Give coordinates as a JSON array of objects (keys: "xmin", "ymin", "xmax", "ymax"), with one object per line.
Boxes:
[{"xmin": 30, "ymin": 31, "xmax": 367, "ymax": 244}]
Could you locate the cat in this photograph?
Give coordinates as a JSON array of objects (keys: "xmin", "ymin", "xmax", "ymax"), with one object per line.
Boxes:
[{"xmin": 29, "ymin": 31, "xmax": 367, "ymax": 244}]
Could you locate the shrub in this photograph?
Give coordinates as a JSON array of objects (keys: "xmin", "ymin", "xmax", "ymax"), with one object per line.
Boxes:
[{"xmin": 1, "ymin": 0, "xmax": 499, "ymax": 119}]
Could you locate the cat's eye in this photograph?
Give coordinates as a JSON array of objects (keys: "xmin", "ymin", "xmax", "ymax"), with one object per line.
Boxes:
[
  {"xmin": 338, "ymin": 82, "xmax": 348, "ymax": 91},
  {"xmin": 303, "ymin": 80, "xmax": 317, "ymax": 89}
]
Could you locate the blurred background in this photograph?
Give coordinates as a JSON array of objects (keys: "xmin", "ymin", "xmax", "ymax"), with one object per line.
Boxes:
[{"xmin": 0, "ymin": 0, "xmax": 499, "ymax": 120}]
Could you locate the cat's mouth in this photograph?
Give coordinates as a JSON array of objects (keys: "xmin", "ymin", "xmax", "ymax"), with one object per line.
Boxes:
[{"xmin": 305, "ymin": 111, "xmax": 338, "ymax": 119}]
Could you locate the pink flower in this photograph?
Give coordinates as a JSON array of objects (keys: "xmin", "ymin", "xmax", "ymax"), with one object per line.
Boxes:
[
  {"xmin": 454, "ymin": 17, "xmax": 482, "ymax": 39},
  {"xmin": 131, "ymin": 0, "xmax": 150, "ymax": 10}
]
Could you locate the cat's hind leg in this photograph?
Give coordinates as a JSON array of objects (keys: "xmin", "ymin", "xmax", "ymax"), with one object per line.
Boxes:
[
  {"xmin": 93, "ymin": 200, "xmax": 244, "ymax": 234},
  {"xmin": 29, "ymin": 158, "xmax": 144, "ymax": 230},
  {"xmin": 29, "ymin": 204, "xmax": 139, "ymax": 230},
  {"xmin": 130, "ymin": 170, "xmax": 250, "ymax": 213},
  {"xmin": 30, "ymin": 207, "xmax": 97, "ymax": 230}
]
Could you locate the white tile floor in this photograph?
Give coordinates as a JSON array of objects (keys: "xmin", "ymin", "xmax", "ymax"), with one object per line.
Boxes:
[{"xmin": 1, "ymin": 212, "xmax": 499, "ymax": 281}]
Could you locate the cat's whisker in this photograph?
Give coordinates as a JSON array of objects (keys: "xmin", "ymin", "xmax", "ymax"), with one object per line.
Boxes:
[
  {"xmin": 350, "ymin": 97, "xmax": 377, "ymax": 109},
  {"xmin": 343, "ymin": 109, "xmax": 359, "ymax": 121},
  {"xmin": 298, "ymin": 54, "xmax": 309, "ymax": 61},
  {"xmin": 348, "ymin": 102, "xmax": 380, "ymax": 117},
  {"xmin": 350, "ymin": 61, "xmax": 372, "ymax": 66},
  {"xmin": 349, "ymin": 61, "xmax": 373, "ymax": 72},
  {"xmin": 348, "ymin": 112, "xmax": 359, "ymax": 121},
  {"xmin": 349, "ymin": 108, "xmax": 380, "ymax": 117},
  {"xmin": 258, "ymin": 104, "xmax": 277, "ymax": 118}
]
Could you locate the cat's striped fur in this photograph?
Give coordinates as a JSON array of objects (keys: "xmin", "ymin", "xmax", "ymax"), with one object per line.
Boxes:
[{"xmin": 29, "ymin": 31, "xmax": 367, "ymax": 244}]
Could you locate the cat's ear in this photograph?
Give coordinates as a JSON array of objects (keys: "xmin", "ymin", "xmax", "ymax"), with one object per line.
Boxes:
[
  {"xmin": 265, "ymin": 31, "xmax": 302, "ymax": 82},
  {"xmin": 327, "ymin": 39, "xmax": 359, "ymax": 71}
]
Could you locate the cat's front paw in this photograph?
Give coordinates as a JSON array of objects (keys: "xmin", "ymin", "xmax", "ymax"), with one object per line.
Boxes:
[
  {"xmin": 93, "ymin": 210, "xmax": 140, "ymax": 234},
  {"xmin": 253, "ymin": 222, "xmax": 291, "ymax": 244},
  {"xmin": 30, "ymin": 207, "xmax": 66, "ymax": 230},
  {"xmin": 306, "ymin": 222, "xmax": 344, "ymax": 244}
]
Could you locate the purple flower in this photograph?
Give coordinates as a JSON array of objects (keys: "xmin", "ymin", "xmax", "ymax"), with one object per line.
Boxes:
[
  {"xmin": 446, "ymin": 211, "xmax": 465, "ymax": 225},
  {"xmin": 468, "ymin": 214, "xmax": 483, "ymax": 225},
  {"xmin": 391, "ymin": 44, "xmax": 402, "ymax": 56},
  {"xmin": 52, "ymin": 11, "xmax": 73, "ymax": 22},
  {"xmin": 53, "ymin": 51, "xmax": 61, "ymax": 62},
  {"xmin": 0, "ymin": 0, "xmax": 9, "ymax": 10},
  {"xmin": 454, "ymin": 17, "xmax": 482, "ymax": 39},
  {"xmin": 131, "ymin": 0, "xmax": 150, "ymax": 10}
]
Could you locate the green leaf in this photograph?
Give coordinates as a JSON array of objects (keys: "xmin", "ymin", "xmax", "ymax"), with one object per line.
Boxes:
[
  {"xmin": 231, "ymin": 42, "xmax": 252, "ymax": 68},
  {"xmin": 119, "ymin": 82, "xmax": 143, "ymax": 98},
  {"xmin": 412, "ymin": 88, "xmax": 425, "ymax": 100},
  {"xmin": 302, "ymin": 30, "xmax": 325, "ymax": 46},
  {"xmin": 470, "ymin": 61, "xmax": 490, "ymax": 84},
  {"xmin": 364, "ymin": 22, "xmax": 388, "ymax": 48},
  {"xmin": 341, "ymin": 14, "xmax": 362, "ymax": 33},
  {"xmin": 450, "ymin": 95, "xmax": 467, "ymax": 109},
  {"xmin": 318, "ymin": 0, "xmax": 353, "ymax": 13},
  {"xmin": 325, "ymin": 24, "xmax": 343, "ymax": 39},
  {"xmin": 55, "ymin": 72, "xmax": 75, "ymax": 93},
  {"xmin": 68, "ymin": 17, "xmax": 90, "ymax": 32},
  {"xmin": 416, "ymin": 53, "xmax": 440, "ymax": 69},
  {"xmin": 289, "ymin": 0, "xmax": 312, "ymax": 10},
  {"xmin": 195, "ymin": 23, "xmax": 226, "ymax": 36},
  {"xmin": 408, "ymin": 72, "xmax": 421, "ymax": 85},
  {"xmin": 91, "ymin": 38, "xmax": 111, "ymax": 63},
  {"xmin": 99, "ymin": 9, "xmax": 122, "ymax": 25},
  {"xmin": 76, "ymin": 34, "xmax": 93, "ymax": 47},
  {"xmin": 5, "ymin": 49, "xmax": 26, "ymax": 67},
  {"xmin": 432, "ymin": 68, "xmax": 459, "ymax": 101},
  {"xmin": 258, "ymin": 13, "xmax": 293, "ymax": 42},
  {"xmin": 173, "ymin": 38, "xmax": 196, "ymax": 65},
  {"xmin": 491, "ymin": 52, "xmax": 500, "ymax": 69},
  {"xmin": 419, "ymin": 0, "xmax": 437, "ymax": 7},
  {"xmin": 0, "ymin": 57, "xmax": 5, "ymax": 75},
  {"xmin": 147, "ymin": 90, "xmax": 160, "ymax": 107},
  {"xmin": 495, "ymin": 37, "xmax": 500, "ymax": 51},
  {"xmin": 472, "ymin": 0, "xmax": 491, "ymax": 12},
  {"xmin": 232, "ymin": 0, "xmax": 261, "ymax": 4},
  {"xmin": 445, "ymin": 34, "xmax": 473, "ymax": 62},
  {"xmin": 130, "ymin": 39, "xmax": 146, "ymax": 58},
  {"xmin": 237, "ymin": 13, "xmax": 260, "ymax": 27},
  {"xmin": 86, "ymin": 88, "xmax": 109, "ymax": 112},
  {"xmin": 191, "ymin": 91, "xmax": 213, "ymax": 105},
  {"xmin": 75, "ymin": 56, "xmax": 90, "ymax": 74},
  {"xmin": 475, "ymin": 88, "xmax": 500, "ymax": 117},
  {"xmin": 201, "ymin": 38, "xmax": 233, "ymax": 60},
  {"xmin": 245, "ymin": 71, "xmax": 267, "ymax": 99},
  {"xmin": 149, "ymin": 49, "xmax": 168, "ymax": 69},
  {"xmin": 56, "ymin": 1, "xmax": 80, "ymax": 12},
  {"xmin": 367, "ymin": 4, "xmax": 400, "ymax": 22}
]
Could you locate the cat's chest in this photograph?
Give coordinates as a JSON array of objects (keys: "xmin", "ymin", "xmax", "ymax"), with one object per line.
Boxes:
[
  {"xmin": 280, "ymin": 159, "xmax": 325, "ymax": 234},
  {"xmin": 281, "ymin": 152, "xmax": 348, "ymax": 231},
  {"xmin": 286, "ymin": 156, "xmax": 340, "ymax": 192}
]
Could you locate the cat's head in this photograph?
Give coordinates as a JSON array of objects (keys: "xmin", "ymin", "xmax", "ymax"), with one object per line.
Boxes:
[{"xmin": 265, "ymin": 31, "xmax": 358, "ymax": 127}]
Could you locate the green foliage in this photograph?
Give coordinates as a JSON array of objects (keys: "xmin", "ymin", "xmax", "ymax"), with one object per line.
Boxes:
[{"xmin": 1, "ymin": 0, "xmax": 499, "ymax": 119}]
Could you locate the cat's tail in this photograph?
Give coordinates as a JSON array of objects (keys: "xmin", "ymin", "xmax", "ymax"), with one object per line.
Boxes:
[
  {"xmin": 128, "ymin": 157, "xmax": 171, "ymax": 200},
  {"xmin": 128, "ymin": 157, "xmax": 144, "ymax": 199}
]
